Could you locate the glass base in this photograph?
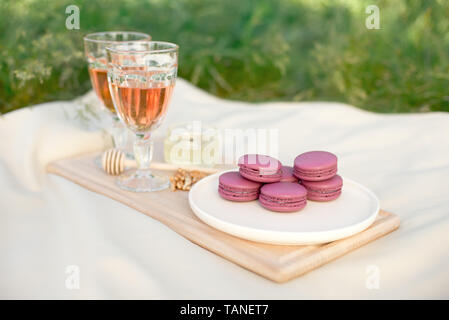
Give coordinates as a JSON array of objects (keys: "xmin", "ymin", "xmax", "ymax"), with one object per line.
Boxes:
[{"xmin": 116, "ymin": 169, "xmax": 169, "ymax": 192}]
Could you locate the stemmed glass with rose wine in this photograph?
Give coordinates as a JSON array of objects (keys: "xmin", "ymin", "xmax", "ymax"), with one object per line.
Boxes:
[
  {"xmin": 83, "ymin": 31, "xmax": 151, "ymax": 157},
  {"xmin": 106, "ymin": 41, "xmax": 178, "ymax": 192}
]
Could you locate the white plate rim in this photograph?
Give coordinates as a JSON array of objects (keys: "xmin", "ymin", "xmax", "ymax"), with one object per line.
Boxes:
[{"xmin": 189, "ymin": 170, "xmax": 380, "ymax": 245}]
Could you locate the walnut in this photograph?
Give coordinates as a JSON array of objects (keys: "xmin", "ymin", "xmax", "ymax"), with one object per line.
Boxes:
[{"xmin": 169, "ymin": 168, "xmax": 209, "ymax": 191}]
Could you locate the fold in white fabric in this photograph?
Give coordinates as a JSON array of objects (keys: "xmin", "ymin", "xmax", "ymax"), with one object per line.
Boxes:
[{"xmin": 1, "ymin": 78, "xmax": 448, "ymax": 298}]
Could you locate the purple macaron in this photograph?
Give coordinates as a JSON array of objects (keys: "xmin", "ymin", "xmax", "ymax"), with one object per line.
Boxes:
[
  {"xmin": 218, "ymin": 171, "xmax": 262, "ymax": 202},
  {"xmin": 238, "ymin": 154, "xmax": 282, "ymax": 183},
  {"xmin": 259, "ymin": 182, "xmax": 307, "ymax": 213},
  {"xmin": 279, "ymin": 166, "xmax": 299, "ymax": 183},
  {"xmin": 293, "ymin": 151, "xmax": 338, "ymax": 181},
  {"xmin": 301, "ymin": 174, "xmax": 343, "ymax": 201}
]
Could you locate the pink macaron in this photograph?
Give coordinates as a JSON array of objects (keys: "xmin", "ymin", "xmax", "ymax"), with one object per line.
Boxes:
[
  {"xmin": 218, "ymin": 171, "xmax": 262, "ymax": 202},
  {"xmin": 259, "ymin": 182, "xmax": 307, "ymax": 213},
  {"xmin": 279, "ymin": 166, "xmax": 299, "ymax": 183},
  {"xmin": 293, "ymin": 151, "xmax": 338, "ymax": 181},
  {"xmin": 238, "ymin": 154, "xmax": 282, "ymax": 183},
  {"xmin": 301, "ymin": 174, "xmax": 343, "ymax": 201}
]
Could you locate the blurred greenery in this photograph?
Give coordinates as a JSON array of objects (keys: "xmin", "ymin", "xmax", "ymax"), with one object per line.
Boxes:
[{"xmin": 1, "ymin": 0, "xmax": 449, "ymax": 114}]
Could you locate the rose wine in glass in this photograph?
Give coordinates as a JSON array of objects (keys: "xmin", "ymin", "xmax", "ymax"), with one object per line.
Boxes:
[
  {"xmin": 83, "ymin": 32, "xmax": 151, "ymax": 154},
  {"xmin": 109, "ymin": 83, "xmax": 174, "ymax": 132},
  {"xmin": 88, "ymin": 67, "xmax": 116, "ymax": 114},
  {"xmin": 107, "ymin": 41, "xmax": 178, "ymax": 192}
]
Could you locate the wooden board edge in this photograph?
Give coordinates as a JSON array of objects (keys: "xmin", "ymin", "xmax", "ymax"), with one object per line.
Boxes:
[{"xmin": 271, "ymin": 211, "xmax": 400, "ymax": 283}]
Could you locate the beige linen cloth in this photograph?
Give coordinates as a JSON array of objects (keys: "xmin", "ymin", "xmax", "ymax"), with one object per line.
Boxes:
[{"xmin": 0, "ymin": 79, "xmax": 448, "ymax": 299}]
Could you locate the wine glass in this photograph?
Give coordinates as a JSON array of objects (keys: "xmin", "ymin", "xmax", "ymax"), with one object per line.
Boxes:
[
  {"xmin": 83, "ymin": 31, "xmax": 151, "ymax": 154},
  {"xmin": 106, "ymin": 41, "xmax": 179, "ymax": 192}
]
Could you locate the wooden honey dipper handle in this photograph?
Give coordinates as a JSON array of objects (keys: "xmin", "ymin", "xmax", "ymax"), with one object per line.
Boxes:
[{"xmin": 102, "ymin": 148, "xmax": 221, "ymax": 176}]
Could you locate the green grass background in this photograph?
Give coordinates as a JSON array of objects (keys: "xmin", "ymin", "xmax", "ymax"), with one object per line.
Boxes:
[{"xmin": 1, "ymin": 0, "xmax": 448, "ymax": 114}]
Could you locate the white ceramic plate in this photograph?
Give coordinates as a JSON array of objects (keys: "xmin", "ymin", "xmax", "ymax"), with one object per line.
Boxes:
[{"xmin": 189, "ymin": 170, "xmax": 380, "ymax": 245}]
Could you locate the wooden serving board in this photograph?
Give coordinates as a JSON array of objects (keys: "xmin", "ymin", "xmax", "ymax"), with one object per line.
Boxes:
[{"xmin": 46, "ymin": 152, "xmax": 400, "ymax": 283}]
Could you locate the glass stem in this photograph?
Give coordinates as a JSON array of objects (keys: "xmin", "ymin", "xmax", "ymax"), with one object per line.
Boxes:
[
  {"xmin": 134, "ymin": 132, "xmax": 153, "ymax": 171},
  {"xmin": 110, "ymin": 115, "xmax": 128, "ymax": 149}
]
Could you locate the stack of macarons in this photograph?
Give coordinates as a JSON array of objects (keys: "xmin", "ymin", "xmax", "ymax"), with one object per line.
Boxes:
[
  {"xmin": 293, "ymin": 151, "xmax": 343, "ymax": 202},
  {"xmin": 218, "ymin": 151, "xmax": 343, "ymax": 213}
]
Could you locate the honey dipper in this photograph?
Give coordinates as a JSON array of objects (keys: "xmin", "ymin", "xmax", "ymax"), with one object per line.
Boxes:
[{"xmin": 101, "ymin": 148, "xmax": 220, "ymax": 176}]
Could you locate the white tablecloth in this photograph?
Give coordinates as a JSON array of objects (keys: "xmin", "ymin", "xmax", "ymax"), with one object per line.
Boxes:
[{"xmin": 1, "ymin": 79, "xmax": 449, "ymax": 299}]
